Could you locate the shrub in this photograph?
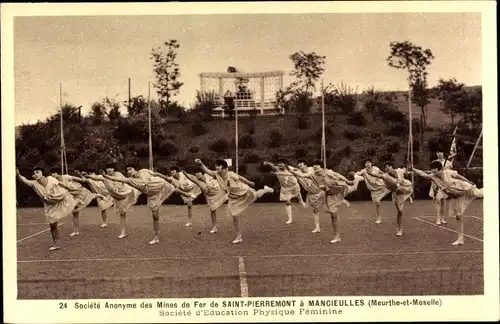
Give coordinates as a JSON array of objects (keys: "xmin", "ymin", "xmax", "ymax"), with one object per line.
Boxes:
[
  {"xmin": 297, "ymin": 115, "xmax": 309, "ymax": 129},
  {"xmin": 238, "ymin": 164, "xmax": 247, "ymax": 174},
  {"xmin": 341, "ymin": 145, "xmax": 352, "ymax": 157},
  {"xmin": 377, "ymin": 105, "xmax": 407, "ymax": 124},
  {"xmin": 387, "ymin": 140, "xmax": 401, "ymax": 153},
  {"xmin": 189, "ymin": 145, "xmax": 200, "ymax": 153},
  {"xmin": 209, "ymin": 138, "xmax": 230, "ymax": 153},
  {"xmin": 347, "ymin": 111, "xmax": 366, "ymax": 126},
  {"xmin": 191, "ymin": 121, "xmax": 208, "ymax": 136},
  {"xmin": 295, "ymin": 146, "xmax": 308, "ymax": 159},
  {"xmin": 344, "ymin": 129, "xmax": 362, "ymax": 140},
  {"xmin": 386, "ymin": 123, "xmax": 407, "ymax": 137},
  {"xmin": 239, "ymin": 134, "xmax": 256, "ymax": 149},
  {"xmin": 244, "ymin": 153, "xmax": 260, "ymax": 164},
  {"xmin": 158, "ymin": 140, "xmax": 178, "ymax": 156},
  {"xmin": 267, "ymin": 130, "xmax": 283, "ymax": 148}
]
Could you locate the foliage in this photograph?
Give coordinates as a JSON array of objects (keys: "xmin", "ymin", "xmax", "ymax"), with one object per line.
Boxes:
[
  {"xmin": 387, "ymin": 41, "xmax": 434, "ymax": 125},
  {"xmin": 266, "ymin": 130, "xmax": 283, "ymax": 148},
  {"xmin": 323, "ymin": 82, "xmax": 358, "ymax": 113},
  {"xmin": 151, "ymin": 40, "xmax": 183, "ymax": 108},
  {"xmin": 127, "ymin": 95, "xmax": 148, "ymax": 117},
  {"xmin": 209, "ymin": 138, "xmax": 230, "ymax": 153},
  {"xmin": 239, "ymin": 134, "xmax": 256, "ymax": 149},
  {"xmin": 289, "ymin": 51, "xmax": 326, "ymax": 94},
  {"xmin": 194, "ymin": 91, "xmax": 218, "ymax": 120}
]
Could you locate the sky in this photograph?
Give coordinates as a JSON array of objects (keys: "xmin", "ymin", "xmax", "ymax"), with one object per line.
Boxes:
[{"xmin": 13, "ymin": 12, "xmax": 481, "ymax": 125}]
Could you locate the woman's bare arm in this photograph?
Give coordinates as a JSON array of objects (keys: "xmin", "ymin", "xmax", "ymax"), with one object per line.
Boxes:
[
  {"xmin": 195, "ymin": 159, "xmax": 217, "ymax": 176},
  {"xmin": 16, "ymin": 169, "xmax": 34, "ymax": 187}
]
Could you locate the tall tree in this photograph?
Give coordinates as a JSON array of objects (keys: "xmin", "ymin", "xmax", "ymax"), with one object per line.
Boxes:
[
  {"xmin": 387, "ymin": 41, "xmax": 434, "ymax": 126},
  {"xmin": 435, "ymin": 78, "xmax": 465, "ymax": 127},
  {"xmin": 151, "ymin": 40, "xmax": 184, "ymax": 112},
  {"xmin": 289, "ymin": 51, "xmax": 326, "ymax": 95}
]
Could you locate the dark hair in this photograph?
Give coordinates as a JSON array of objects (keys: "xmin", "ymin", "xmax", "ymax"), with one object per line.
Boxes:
[
  {"xmin": 430, "ymin": 161, "xmax": 443, "ymax": 170},
  {"xmin": 32, "ymin": 166, "xmax": 45, "ymax": 174},
  {"xmin": 215, "ymin": 159, "xmax": 228, "ymax": 169},
  {"xmin": 105, "ymin": 163, "xmax": 116, "ymax": 169},
  {"xmin": 384, "ymin": 161, "xmax": 394, "ymax": 168},
  {"xmin": 185, "ymin": 165, "xmax": 201, "ymax": 174},
  {"xmin": 313, "ymin": 160, "xmax": 323, "ymax": 167},
  {"xmin": 363, "ymin": 158, "xmax": 372, "ymax": 165},
  {"xmin": 48, "ymin": 167, "xmax": 60, "ymax": 175},
  {"xmin": 170, "ymin": 165, "xmax": 181, "ymax": 172},
  {"xmin": 277, "ymin": 158, "xmax": 287, "ymax": 164},
  {"xmin": 297, "ymin": 158, "xmax": 307, "ymax": 165},
  {"xmin": 125, "ymin": 163, "xmax": 137, "ymax": 170}
]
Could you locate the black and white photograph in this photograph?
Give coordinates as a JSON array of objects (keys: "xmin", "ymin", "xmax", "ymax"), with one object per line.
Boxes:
[{"xmin": 3, "ymin": 2, "xmax": 498, "ymax": 323}]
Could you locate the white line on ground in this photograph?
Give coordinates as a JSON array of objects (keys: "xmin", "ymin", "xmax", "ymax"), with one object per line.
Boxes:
[
  {"xmin": 17, "ymin": 223, "xmax": 64, "ymax": 244},
  {"xmin": 413, "ymin": 217, "xmax": 483, "ymax": 242},
  {"xmin": 416, "ymin": 215, "xmax": 483, "ymax": 221},
  {"xmin": 17, "ymin": 250, "xmax": 483, "ymax": 263},
  {"xmin": 238, "ymin": 256, "xmax": 249, "ymax": 298}
]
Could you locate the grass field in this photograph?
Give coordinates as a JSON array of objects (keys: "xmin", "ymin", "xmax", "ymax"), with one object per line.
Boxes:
[{"xmin": 17, "ymin": 200, "xmax": 483, "ymax": 299}]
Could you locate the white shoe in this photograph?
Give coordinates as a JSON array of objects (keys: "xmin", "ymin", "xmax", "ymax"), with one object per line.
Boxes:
[
  {"xmin": 100, "ymin": 223, "xmax": 108, "ymax": 228},
  {"xmin": 436, "ymin": 220, "xmax": 442, "ymax": 225},
  {"xmin": 69, "ymin": 231, "xmax": 80, "ymax": 237},
  {"xmin": 148, "ymin": 238, "xmax": 159, "ymax": 245},
  {"xmin": 210, "ymin": 227, "xmax": 218, "ymax": 234},
  {"xmin": 118, "ymin": 233, "xmax": 127, "ymax": 239},
  {"xmin": 49, "ymin": 245, "xmax": 60, "ymax": 251},
  {"xmin": 301, "ymin": 202, "xmax": 307, "ymax": 208},
  {"xmin": 286, "ymin": 219, "xmax": 293, "ymax": 225},
  {"xmin": 330, "ymin": 237, "xmax": 341, "ymax": 244},
  {"xmin": 441, "ymin": 219, "xmax": 447, "ymax": 224},
  {"xmin": 343, "ymin": 200, "xmax": 351, "ymax": 208},
  {"xmin": 396, "ymin": 230, "xmax": 403, "ymax": 237},
  {"xmin": 264, "ymin": 185, "xmax": 274, "ymax": 194},
  {"xmin": 375, "ymin": 219, "xmax": 382, "ymax": 224},
  {"xmin": 232, "ymin": 237, "xmax": 243, "ymax": 244},
  {"xmin": 185, "ymin": 222, "xmax": 192, "ymax": 227},
  {"xmin": 408, "ymin": 197, "xmax": 414, "ymax": 204},
  {"xmin": 311, "ymin": 228, "xmax": 321, "ymax": 233},
  {"xmin": 452, "ymin": 239, "xmax": 464, "ymax": 246}
]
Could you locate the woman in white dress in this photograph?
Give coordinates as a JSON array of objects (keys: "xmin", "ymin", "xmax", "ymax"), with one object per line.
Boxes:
[
  {"xmin": 17, "ymin": 167, "xmax": 77, "ymax": 251},
  {"xmin": 196, "ymin": 159, "xmax": 274, "ymax": 244},
  {"xmin": 411, "ymin": 161, "xmax": 482, "ymax": 246}
]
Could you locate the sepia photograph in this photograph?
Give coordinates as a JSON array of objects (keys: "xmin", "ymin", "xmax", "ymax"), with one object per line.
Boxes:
[{"xmin": 3, "ymin": 1, "xmax": 498, "ymax": 323}]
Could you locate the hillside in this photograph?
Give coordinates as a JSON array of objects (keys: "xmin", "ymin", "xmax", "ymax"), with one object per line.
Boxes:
[{"xmin": 15, "ymin": 87, "xmax": 483, "ymax": 206}]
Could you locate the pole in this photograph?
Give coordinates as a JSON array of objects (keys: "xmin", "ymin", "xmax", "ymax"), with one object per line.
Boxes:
[
  {"xmin": 60, "ymin": 82, "xmax": 64, "ymax": 175},
  {"xmin": 321, "ymin": 79, "xmax": 326, "ymax": 169},
  {"xmin": 466, "ymin": 130, "xmax": 483, "ymax": 168},
  {"xmin": 235, "ymin": 96, "xmax": 239, "ymax": 174},
  {"xmin": 148, "ymin": 82, "xmax": 153, "ymax": 170},
  {"xmin": 128, "ymin": 77, "xmax": 131, "ymax": 112},
  {"xmin": 408, "ymin": 77, "xmax": 414, "ymax": 188}
]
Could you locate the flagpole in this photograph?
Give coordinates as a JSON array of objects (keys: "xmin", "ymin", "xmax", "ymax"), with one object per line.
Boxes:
[
  {"xmin": 467, "ymin": 129, "xmax": 483, "ymax": 168},
  {"xmin": 148, "ymin": 82, "xmax": 153, "ymax": 170},
  {"xmin": 408, "ymin": 77, "xmax": 414, "ymax": 187},
  {"xmin": 321, "ymin": 79, "xmax": 326, "ymax": 169},
  {"xmin": 235, "ymin": 94, "xmax": 239, "ymax": 174},
  {"xmin": 60, "ymin": 82, "xmax": 65, "ymax": 175}
]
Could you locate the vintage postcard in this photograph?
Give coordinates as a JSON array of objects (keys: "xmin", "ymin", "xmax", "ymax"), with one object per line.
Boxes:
[{"xmin": 2, "ymin": 1, "xmax": 498, "ymax": 323}]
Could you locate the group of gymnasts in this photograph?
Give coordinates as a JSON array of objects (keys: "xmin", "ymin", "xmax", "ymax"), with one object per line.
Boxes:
[{"xmin": 16, "ymin": 149, "xmax": 483, "ymax": 251}]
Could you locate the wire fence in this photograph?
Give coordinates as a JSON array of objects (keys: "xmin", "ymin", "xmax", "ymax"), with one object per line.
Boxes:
[{"xmin": 18, "ymin": 264, "xmax": 483, "ymax": 299}]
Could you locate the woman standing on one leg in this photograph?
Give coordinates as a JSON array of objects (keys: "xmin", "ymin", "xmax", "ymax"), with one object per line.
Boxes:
[
  {"xmin": 75, "ymin": 169, "xmax": 114, "ymax": 228},
  {"xmin": 263, "ymin": 158, "xmax": 306, "ymax": 225},
  {"xmin": 367, "ymin": 161, "xmax": 413, "ymax": 237},
  {"xmin": 353, "ymin": 159, "xmax": 391, "ymax": 224},
  {"xmin": 16, "ymin": 167, "xmax": 77, "ymax": 251},
  {"xmin": 429, "ymin": 149, "xmax": 455, "ymax": 225},
  {"xmin": 182, "ymin": 168, "xmax": 228, "ymax": 233},
  {"xmin": 84, "ymin": 163, "xmax": 141, "ymax": 239},
  {"xmin": 49, "ymin": 168, "xmax": 96, "ymax": 237},
  {"xmin": 411, "ymin": 161, "xmax": 482, "ymax": 246},
  {"xmin": 196, "ymin": 158, "xmax": 274, "ymax": 244},
  {"xmin": 169, "ymin": 166, "xmax": 202, "ymax": 228}
]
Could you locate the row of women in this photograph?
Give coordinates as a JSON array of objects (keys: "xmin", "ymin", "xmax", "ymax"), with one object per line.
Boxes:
[{"xmin": 16, "ymin": 152, "xmax": 483, "ymax": 251}]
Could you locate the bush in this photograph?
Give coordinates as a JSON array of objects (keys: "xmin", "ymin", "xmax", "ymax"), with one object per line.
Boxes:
[
  {"xmin": 387, "ymin": 140, "xmax": 401, "ymax": 153},
  {"xmin": 295, "ymin": 146, "xmax": 308, "ymax": 159},
  {"xmin": 158, "ymin": 140, "xmax": 178, "ymax": 156},
  {"xmin": 297, "ymin": 115, "xmax": 309, "ymax": 129},
  {"xmin": 238, "ymin": 163, "xmax": 247, "ymax": 174},
  {"xmin": 267, "ymin": 130, "xmax": 283, "ymax": 148},
  {"xmin": 347, "ymin": 111, "xmax": 366, "ymax": 126},
  {"xmin": 341, "ymin": 145, "xmax": 352, "ymax": 157},
  {"xmin": 209, "ymin": 138, "xmax": 230, "ymax": 153},
  {"xmin": 239, "ymin": 134, "xmax": 256, "ymax": 149},
  {"xmin": 244, "ymin": 153, "xmax": 260, "ymax": 164},
  {"xmin": 377, "ymin": 105, "xmax": 407, "ymax": 124},
  {"xmin": 189, "ymin": 145, "xmax": 200, "ymax": 153},
  {"xmin": 386, "ymin": 123, "xmax": 407, "ymax": 137},
  {"xmin": 192, "ymin": 121, "xmax": 208, "ymax": 136},
  {"xmin": 344, "ymin": 129, "xmax": 362, "ymax": 140}
]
